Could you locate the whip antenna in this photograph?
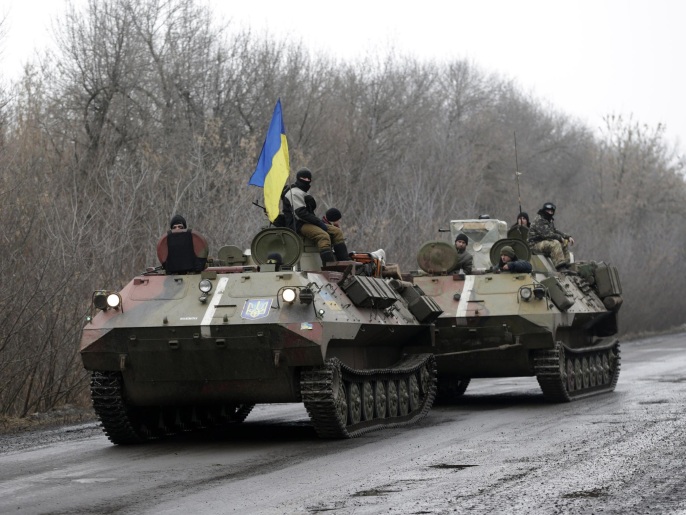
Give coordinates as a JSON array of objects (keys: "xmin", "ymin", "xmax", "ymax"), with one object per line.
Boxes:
[{"xmin": 514, "ymin": 131, "xmax": 522, "ymax": 214}]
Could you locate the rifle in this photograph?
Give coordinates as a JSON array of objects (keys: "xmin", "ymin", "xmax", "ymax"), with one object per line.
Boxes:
[{"xmin": 252, "ymin": 200, "xmax": 267, "ymax": 213}]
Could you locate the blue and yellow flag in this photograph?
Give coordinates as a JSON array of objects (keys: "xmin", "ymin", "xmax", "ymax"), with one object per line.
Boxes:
[{"xmin": 249, "ymin": 99, "xmax": 290, "ymax": 222}]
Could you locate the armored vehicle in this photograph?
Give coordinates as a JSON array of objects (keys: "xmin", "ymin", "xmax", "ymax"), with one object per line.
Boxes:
[
  {"xmin": 413, "ymin": 218, "xmax": 622, "ymax": 402},
  {"xmin": 81, "ymin": 228, "xmax": 441, "ymax": 444}
]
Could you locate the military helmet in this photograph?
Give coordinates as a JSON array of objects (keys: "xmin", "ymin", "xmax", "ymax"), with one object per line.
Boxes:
[{"xmin": 542, "ymin": 202, "xmax": 556, "ymax": 212}]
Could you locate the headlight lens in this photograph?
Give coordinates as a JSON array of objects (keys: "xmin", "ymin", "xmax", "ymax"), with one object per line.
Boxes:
[
  {"xmin": 107, "ymin": 293, "xmax": 121, "ymax": 308},
  {"xmin": 199, "ymin": 279, "xmax": 213, "ymax": 293},
  {"xmin": 519, "ymin": 287, "xmax": 533, "ymax": 301},
  {"xmin": 282, "ymin": 288, "xmax": 297, "ymax": 303}
]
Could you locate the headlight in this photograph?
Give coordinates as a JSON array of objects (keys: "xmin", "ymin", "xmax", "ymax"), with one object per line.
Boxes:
[
  {"xmin": 533, "ymin": 285, "xmax": 546, "ymax": 300},
  {"xmin": 199, "ymin": 279, "xmax": 213, "ymax": 293},
  {"xmin": 281, "ymin": 288, "xmax": 297, "ymax": 303},
  {"xmin": 93, "ymin": 291, "xmax": 121, "ymax": 311},
  {"xmin": 107, "ymin": 293, "xmax": 121, "ymax": 308},
  {"xmin": 519, "ymin": 287, "xmax": 533, "ymax": 301},
  {"xmin": 93, "ymin": 291, "xmax": 109, "ymax": 310}
]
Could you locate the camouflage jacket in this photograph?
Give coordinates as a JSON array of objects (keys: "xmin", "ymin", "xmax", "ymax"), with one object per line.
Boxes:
[
  {"xmin": 527, "ymin": 215, "xmax": 570, "ymax": 245},
  {"xmin": 455, "ymin": 249, "xmax": 473, "ymax": 274}
]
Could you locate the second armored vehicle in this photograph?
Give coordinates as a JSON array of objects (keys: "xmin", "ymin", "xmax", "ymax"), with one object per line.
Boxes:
[{"xmin": 413, "ymin": 218, "xmax": 622, "ymax": 402}]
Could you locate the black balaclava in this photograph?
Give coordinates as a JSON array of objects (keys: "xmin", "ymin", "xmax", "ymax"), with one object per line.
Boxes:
[
  {"xmin": 170, "ymin": 214, "xmax": 187, "ymax": 229},
  {"xmin": 295, "ymin": 167, "xmax": 312, "ymax": 192}
]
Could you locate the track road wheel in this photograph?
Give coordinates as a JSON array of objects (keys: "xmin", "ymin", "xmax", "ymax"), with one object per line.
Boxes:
[
  {"xmin": 374, "ymin": 381, "xmax": 387, "ymax": 419},
  {"xmin": 408, "ymin": 374, "xmax": 420, "ymax": 411},
  {"xmin": 387, "ymin": 380, "xmax": 399, "ymax": 417},
  {"xmin": 361, "ymin": 381, "xmax": 374, "ymax": 421},
  {"xmin": 347, "ymin": 383, "xmax": 362, "ymax": 425},
  {"xmin": 398, "ymin": 379, "xmax": 410, "ymax": 416}
]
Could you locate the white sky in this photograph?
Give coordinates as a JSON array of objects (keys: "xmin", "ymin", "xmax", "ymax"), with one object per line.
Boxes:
[{"xmin": 1, "ymin": 0, "xmax": 684, "ymax": 152}]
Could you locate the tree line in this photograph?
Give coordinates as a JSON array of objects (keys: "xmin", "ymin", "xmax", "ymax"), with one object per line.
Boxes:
[{"xmin": 1, "ymin": 0, "xmax": 684, "ymax": 418}]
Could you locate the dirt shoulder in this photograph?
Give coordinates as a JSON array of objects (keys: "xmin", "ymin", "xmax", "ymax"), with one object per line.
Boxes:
[{"xmin": 0, "ymin": 404, "xmax": 98, "ymax": 436}]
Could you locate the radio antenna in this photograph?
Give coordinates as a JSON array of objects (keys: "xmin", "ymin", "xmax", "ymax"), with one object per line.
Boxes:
[{"xmin": 514, "ymin": 131, "xmax": 522, "ymax": 214}]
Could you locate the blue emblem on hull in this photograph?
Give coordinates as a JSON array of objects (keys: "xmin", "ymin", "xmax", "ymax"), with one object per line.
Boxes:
[{"xmin": 241, "ymin": 299, "xmax": 273, "ymax": 320}]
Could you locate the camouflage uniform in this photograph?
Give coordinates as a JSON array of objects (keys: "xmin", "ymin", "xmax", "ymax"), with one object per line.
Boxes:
[{"xmin": 527, "ymin": 214, "xmax": 571, "ymax": 268}]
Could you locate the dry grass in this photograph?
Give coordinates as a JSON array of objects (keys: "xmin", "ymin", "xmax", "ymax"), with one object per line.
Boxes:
[{"xmin": 0, "ymin": 404, "xmax": 98, "ymax": 435}]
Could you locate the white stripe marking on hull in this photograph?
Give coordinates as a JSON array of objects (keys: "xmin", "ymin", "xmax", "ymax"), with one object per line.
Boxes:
[
  {"xmin": 456, "ymin": 275, "xmax": 475, "ymax": 318},
  {"xmin": 201, "ymin": 277, "xmax": 229, "ymax": 337}
]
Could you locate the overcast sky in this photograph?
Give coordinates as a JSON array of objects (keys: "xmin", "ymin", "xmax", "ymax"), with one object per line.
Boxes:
[{"xmin": 1, "ymin": 0, "xmax": 683, "ymax": 153}]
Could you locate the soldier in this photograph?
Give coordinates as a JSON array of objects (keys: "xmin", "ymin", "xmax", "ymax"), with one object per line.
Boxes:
[
  {"xmin": 282, "ymin": 168, "xmax": 348, "ymax": 265},
  {"xmin": 170, "ymin": 214, "xmax": 187, "ymax": 230},
  {"xmin": 527, "ymin": 202, "xmax": 575, "ymax": 270},
  {"xmin": 510, "ymin": 212, "xmax": 530, "ymax": 229},
  {"xmin": 508, "ymin": 211, "xmax": 531, "ymax": 241},
  {"xmin": 453, "ymin": 233, "xmax": 474, "ymax": 274},
  {"xmin": 322, "ymin": 207, "xmax": 342, "ymax": 228},
  {"xmin": 162, "ymin": 214, "xmax": 208, "ymax": 273},
  {"xmin": 495, "ymin": 245, "xmax": 532, "ymax": 273}
]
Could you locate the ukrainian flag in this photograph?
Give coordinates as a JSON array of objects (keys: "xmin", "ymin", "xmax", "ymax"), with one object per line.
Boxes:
[{"xmin": 249, "ymin": 99, "xmax": 290, "ymax": 222}]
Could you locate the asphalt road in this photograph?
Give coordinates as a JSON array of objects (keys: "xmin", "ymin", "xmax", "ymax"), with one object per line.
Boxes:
[{"xmin": 1, "ymin": 333, "xmax": 685, "ymax": 515}]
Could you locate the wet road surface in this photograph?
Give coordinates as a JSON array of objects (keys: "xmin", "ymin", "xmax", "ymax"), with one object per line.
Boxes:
[{"xmin": 1, "ymin": 333, "xmax": 685, "ymax": 514}]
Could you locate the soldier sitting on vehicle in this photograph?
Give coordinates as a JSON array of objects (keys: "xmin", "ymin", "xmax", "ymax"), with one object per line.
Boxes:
[
  {"xmin": 282, "ymin": 168, "xmax": 349, "ymax": 265},
  {"xmin": 527, "ymin": 202, "xmax": 575, "ymax": 270}
]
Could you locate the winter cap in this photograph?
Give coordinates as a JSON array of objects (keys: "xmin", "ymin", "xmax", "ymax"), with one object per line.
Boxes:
[
  {"xmin": 455, "ymin": 233, "xmax": 469, "ymax": 244},
  {"xmin": 170, "ymin": 214, "xmax": 187, "ymax": 229},
  {"xmin": 517, "ymin": 212, "xmax": 530, "ymax": 223},
  {"xmin": 500, "ymin": 246, "xmax": 516, "ymax": 259},
  {"xmin": 296, "ymin": 167, "xmax": 312, "ymax": 182},
  {"xmin": 325, "ymin": 208, "xmax": 342, "ymax": 222}
]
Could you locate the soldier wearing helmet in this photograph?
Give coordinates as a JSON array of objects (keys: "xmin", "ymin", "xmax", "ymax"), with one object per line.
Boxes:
[{"xmin": 527, "ymin": 202, "xmax": 575, "ymax": 270}]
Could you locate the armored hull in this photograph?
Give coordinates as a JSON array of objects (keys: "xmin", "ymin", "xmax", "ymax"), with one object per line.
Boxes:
[
  {"xmin": 413, "ymin": 219, "xmax": 622, "ymax": 402},
  {"xmin": 81, "ymin": 228, "xmax": 440, "ymax": 444}
]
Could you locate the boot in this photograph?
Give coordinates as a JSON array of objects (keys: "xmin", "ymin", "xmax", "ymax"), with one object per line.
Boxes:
[
  {"xmin": 320, "ymin": 250, "xmax": 336, "ymax": 266},
  {"xmin": 333, "ymin": 242, "xmax": 349, "ymax": 261},
  {"xmin": 555, "ymin": 261, "xmax": 570, "ymax": 271}
]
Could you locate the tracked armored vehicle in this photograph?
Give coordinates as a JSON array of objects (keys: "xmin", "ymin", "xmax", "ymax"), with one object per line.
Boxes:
[
  {"xmin": 81, "ymin": 228, "xmax": 441, "ymax": 444},
  {"xmin": 413, "ymin": 218, "xmax": 622, "ymax": 402}
]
